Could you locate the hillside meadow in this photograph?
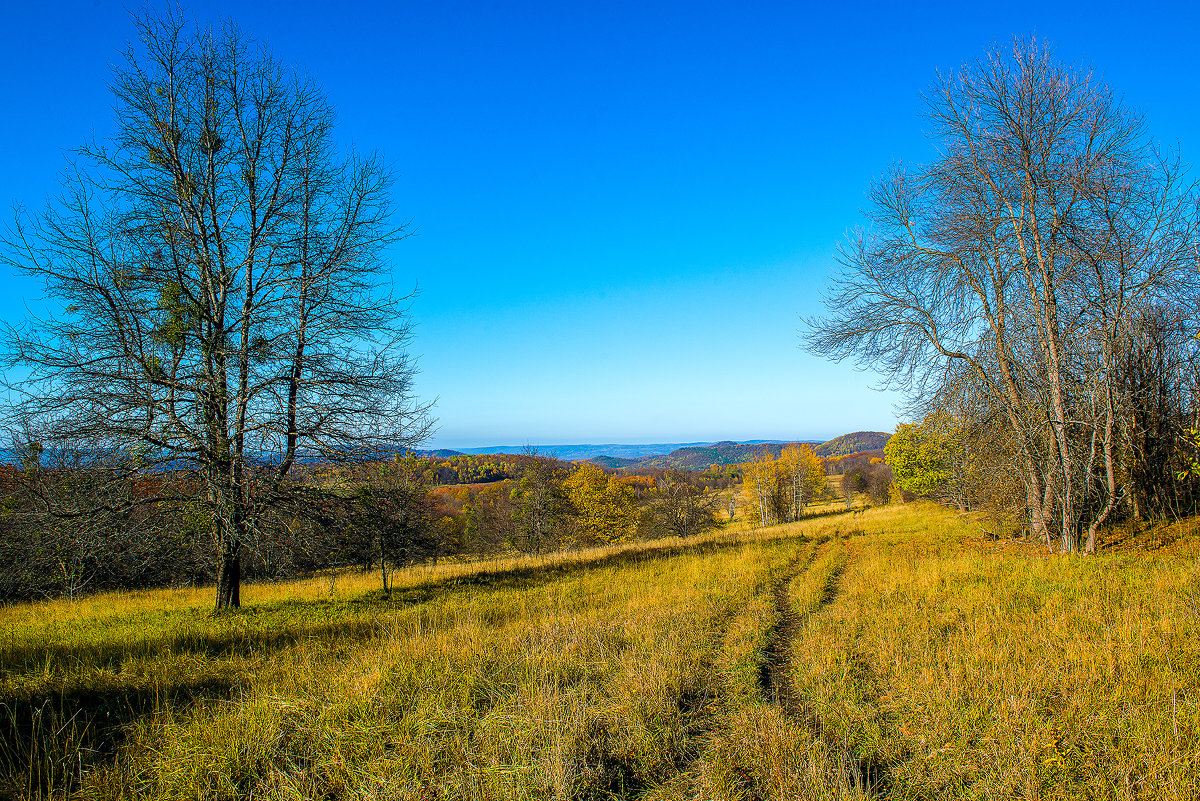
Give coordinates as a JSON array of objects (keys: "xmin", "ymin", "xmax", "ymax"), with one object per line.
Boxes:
[{"xmin": 2, "ymin": 504, "xmax": 1198, "ymax": 800}]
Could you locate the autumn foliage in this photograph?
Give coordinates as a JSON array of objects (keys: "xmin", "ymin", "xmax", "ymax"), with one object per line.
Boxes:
[
  {"xmin": 563, "ymin": 464, "xmax": 638, "ymax": 545},
  {"xmin": 740, "ymin": 444, "xmax": 826, "ymax": 527}
]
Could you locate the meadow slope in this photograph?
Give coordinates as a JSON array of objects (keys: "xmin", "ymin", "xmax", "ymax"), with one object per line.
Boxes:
[{"xmin": 2, "ymin": 504, "xmax": 1198, "ymax": 799}]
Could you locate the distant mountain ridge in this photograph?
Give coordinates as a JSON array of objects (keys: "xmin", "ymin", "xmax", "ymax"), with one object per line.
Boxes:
[
  {"xmin": 445, "ymin": 442, "xmax": 719, "ymax": 461},
  {"xmin": 427, "ymin": 432, "xmax": 891, "ymax": 468},
  {"xmin": 620, "ymin": 441, "xmax": 815, "ymax": 471},
  {"xmin": 408, "ymin": 448, "xmax": 468, "ymax": 458},
  {"xmin": 812, "ymin": 431, "xmax": 890, "ymax": 457}
]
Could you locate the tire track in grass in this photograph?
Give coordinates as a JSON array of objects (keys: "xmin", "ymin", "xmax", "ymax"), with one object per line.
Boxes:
[
  {"xmin": 634, "ymin": 539, "xmax": 816, "ymax": 801},
  {"xmin": 756, "ymin": 547, "xmax": 818, "ymax": 718},
  {"xmin": 573, "ymin": 541, "xmax": 806, "ymax": 800},
  {"xmin": 757, "ymin": 536, "xmax": 841, "ymax": 715},
  {"xmin": 758, "ymin": 532, "xmax": 894, "ymax": 799}
]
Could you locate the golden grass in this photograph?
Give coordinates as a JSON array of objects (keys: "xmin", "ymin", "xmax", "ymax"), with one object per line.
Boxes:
[
  {"xmin": 698, "ymin": 504, "xmax": 1200, "ymax": 800},
  {"xmin": 2, "ymin": 524, "xmax": 809, "ymax": 799},
  {"xmin": 3, "ymin": 504, "xmax": 1198, "ymax": 799}
]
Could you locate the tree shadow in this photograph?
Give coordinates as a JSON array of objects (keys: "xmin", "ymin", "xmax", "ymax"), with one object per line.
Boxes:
[
  {"xmin": 0, "ymin": 531, "xmax": 789, "ymax": 798},
  {"xmin": 2, "ymin": 534, "xmax": 764, "ymax": 681},
  {"xmin": 0, "ymin": 676, "xmax": 233, "ymax": 800},
  {"xmin": 800, "ymin": 506, "xmax": 866, "ymax": 522},
  {"xmin": 418, "ymin": 534, "xmax": 755, "ymax": 594},
  {"xmin": 2, "ymin": 613, "xmax": 392, "ymax": 679},
  {"xmin": 11, "ymin": 526, "xmax": 832, "ymax": 697}
]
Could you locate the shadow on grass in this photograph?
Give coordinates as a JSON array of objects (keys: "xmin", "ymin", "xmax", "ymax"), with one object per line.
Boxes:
[
  {"xmin": 800, "ymin": 506, "xmax": 867, "ymax": 522},
  {"xmin": 0, "ymin": 676, "xmax": 233, "ymax": 800},
  {"xmin": 2, "ymin": 531, "xmax": 789, "ymax": 684},
  {"xmin": 1, "ymin": 612, "xmax": 395, "ymax": 679},
  {"xmin": 5, "ymin": 518, "xmax": 865, "ymax": 682},
  {"xmin": 0, "ymin": 519, "xmax": 860, "ymax": 799},
  {"xmin": 0, "ymin": 524, "xmax": 845, "ymax": 799},
  {"xmin": 420, "ymin": 534, "xmax": 761, "ymax": 592}
]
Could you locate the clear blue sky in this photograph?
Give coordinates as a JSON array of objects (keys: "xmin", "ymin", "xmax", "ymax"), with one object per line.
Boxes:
[{"xmin": 3, "ymin": 1, "xmax": 1198, "ymax": 449}]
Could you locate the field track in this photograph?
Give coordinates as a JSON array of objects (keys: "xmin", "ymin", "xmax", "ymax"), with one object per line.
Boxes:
[{"xmin": 3, "ymin": 504, "xmax": 1199, "ymax": 799}]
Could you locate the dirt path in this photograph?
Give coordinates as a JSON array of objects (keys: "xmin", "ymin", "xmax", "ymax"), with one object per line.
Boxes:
[{"xmin": 757, "ymin": 538, "xmax": 893, "ymax": 799}]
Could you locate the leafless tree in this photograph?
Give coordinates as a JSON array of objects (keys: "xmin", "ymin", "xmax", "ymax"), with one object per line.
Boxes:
[
  {"xmin": 2, "ymin": 9, "xmax": 433, "ymax": 607},
  {"xmin": 841, "ymin": 471, "xmax": 859, "ymax": 510},
  {"xmin": 808, "ymin": 39, "xmax": 1200, "ymax": 552},
  {"xmin": 646, "ymin": 471, "xmax": 720, "ymax": 538},
  {"xmin": 509, "ymin": 448, "xmax": 571, "ymax": 554},
  {"xmin": 1117, "ymin": 306, "xmax": 1200, "ymax": 520}
]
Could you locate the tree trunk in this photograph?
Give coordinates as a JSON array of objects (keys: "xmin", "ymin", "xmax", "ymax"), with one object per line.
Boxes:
[
  {"xmin": 1024, "ymin": 465, "xmax": 1051, "ymax": 550},
  {"xmin": 216, "ymin": 537, "xmax": 241, "ymax": 609},
  {"xmin": 1084, "ymin": 366, "xmax": 1121, "ymax": 554},
  {"xmin": 379, "ymin": 531, "xmax": 391, "ymax": 596},
  {"xmin": 229, "ymin": 546, "xmax": 240, "ymax": 607}
]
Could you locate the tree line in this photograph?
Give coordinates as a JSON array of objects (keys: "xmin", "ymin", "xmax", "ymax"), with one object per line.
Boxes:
[
  {"xmin": 809, "ymin": 39, "xmax": 1200, "ymax": 552},
  {"xmin": 0, "ymin": 437, "xmax": 902, "ymax": 602},
  {"xmin": 0, "ymin": 449, "xmax": 734, "ymax": 601}
]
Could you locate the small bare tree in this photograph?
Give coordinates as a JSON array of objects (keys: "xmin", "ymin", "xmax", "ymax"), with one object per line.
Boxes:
[{"xmin": 2, "ymin": 9, "xmax": 433, "ymax": 607}]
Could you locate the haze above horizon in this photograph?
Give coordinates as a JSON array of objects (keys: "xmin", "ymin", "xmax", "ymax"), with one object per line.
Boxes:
[{"xmin": 3, "ymin": 0, "xmax": 1197, "ymax": 448}]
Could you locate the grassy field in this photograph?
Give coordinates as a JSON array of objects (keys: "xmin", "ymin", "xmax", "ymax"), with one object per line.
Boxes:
[{"xmin": 2, "ymin": 504, "xmax": 1198, "ymax": 799}]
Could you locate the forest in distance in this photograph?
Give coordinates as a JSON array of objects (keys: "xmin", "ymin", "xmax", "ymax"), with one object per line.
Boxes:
[
  {"xmin": 420, "ymin": 430, "xmax": 891, "ymax": 464},
  {"xmin": 0, "ymin": 433, "xmax": 890, "ymax": 602}
]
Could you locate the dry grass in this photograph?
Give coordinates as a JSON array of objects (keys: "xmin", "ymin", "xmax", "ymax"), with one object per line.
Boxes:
[
  {"xmin": 1, "ymin": 524, "xmax": 809, "ymax": 799},
  {"xmin": 3, "ymin": 504, "xmax": 1198, "ymax": 799},
  {"xmin": 690, "ymin": 504, "xmax": 1200, "ymax": 800}
]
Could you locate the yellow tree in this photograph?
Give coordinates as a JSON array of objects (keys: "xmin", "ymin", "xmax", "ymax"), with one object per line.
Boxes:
[
  {"xmin": 778, "ymin": 444, "xmax": 826, "ymax": 520},
  {"xmin": 740, "ymin": 449, "xmax": 780, "ymax": 528},
  {"xmin": 563, "ymin": 464, "xmax": 637, "ymax": 545},
  {"xmin": 742, "ymin": 445, "xmax": 826, "ymax": 527}
]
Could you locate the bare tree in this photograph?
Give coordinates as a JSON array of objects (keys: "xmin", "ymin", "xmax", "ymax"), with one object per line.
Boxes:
[
  {"xmin": 808, "ymin": 39, "xmax": 1200, "ymax": 552},
  {"xmin": 355, "ymin": 471, "xmax": 436, "ymax": 597},
  {"xmin": 2, "ymin": 9, "xmax": 433, "ymax": 607},
  {"xmin": 646, "ymin": 471, "xmax": 720, "ymax": 539},
  {"xmin": 508, "ymin": 449, "xmax": 571, "ymax": 553},
  {"xmin": 1118, "ymin": 306, "xmax": 1200, "ymax": 521}
]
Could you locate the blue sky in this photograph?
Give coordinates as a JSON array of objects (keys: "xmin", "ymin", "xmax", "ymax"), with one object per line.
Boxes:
[{"xmin": 3, "ymin": 1, "xmax": 1198, "ymax": 449}]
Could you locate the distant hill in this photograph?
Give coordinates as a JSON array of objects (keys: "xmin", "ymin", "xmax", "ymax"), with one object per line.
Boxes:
[
  {"xmin": 586, "ymin": 455, "xmax": 642, "ymax": 469},
  {"xmin": 450, "ymin": 442, "xmax": 717, "ymax": 461},
  {"xmin": 813, "ymin": 431, "xmax": 890, "ymax": 458},
  {"xmin": 633, "ymin": 442, "xmax": 782, "ymax": 471},
  {"xmin": 599, "ymin": 440, "xmax": 818, "ymax": 472},
  {"xmin": 409, "ymin": 448, "xmax": 467, "ymax": 459},
  {"xmin": 434, "ymin": 433, "xmax": 889, "ymax": 470}
]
